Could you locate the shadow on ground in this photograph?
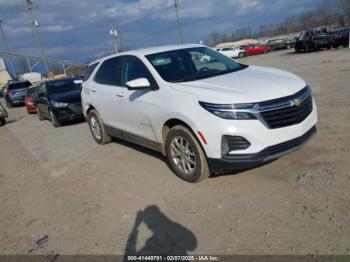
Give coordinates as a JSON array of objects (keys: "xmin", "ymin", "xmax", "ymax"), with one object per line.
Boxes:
[{"xmin": 124, "ymin": 205, "xmax": 197, "ymax": 257}]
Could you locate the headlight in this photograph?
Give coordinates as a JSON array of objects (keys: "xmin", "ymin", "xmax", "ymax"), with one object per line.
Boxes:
[
  {"xmin": 199, "ymin": 101, "xmax": 256, "ymax": 120},
  {"xmin": 52, "ymin": 101, "xmax": 69, "ymax": 108}
]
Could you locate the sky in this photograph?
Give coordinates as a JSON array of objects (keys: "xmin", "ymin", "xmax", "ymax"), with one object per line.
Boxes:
[{"xmin": 0, "ymin": 0, "xmax": 320, "ymax": 64}]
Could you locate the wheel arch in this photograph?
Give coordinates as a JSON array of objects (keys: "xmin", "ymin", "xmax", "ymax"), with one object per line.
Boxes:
[{"xmin": 161, "ymin": 118, "xmax": 208, "ymax": 157}]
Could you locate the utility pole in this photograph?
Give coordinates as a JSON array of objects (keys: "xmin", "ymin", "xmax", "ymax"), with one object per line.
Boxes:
[
  {"xmin": 174, "ymin": 0, "xmax": 184, "ymax": 44},
  {"xmin": 0, "ymin": 19, "xmax": 17, "ymax": 78},
  {"xmin": 25, "ymin": 0, "xmax": 49, "ymax": 75},
  {"xmin": 109, "ymin": 23, "xmax": 118, "ymax": 53}
]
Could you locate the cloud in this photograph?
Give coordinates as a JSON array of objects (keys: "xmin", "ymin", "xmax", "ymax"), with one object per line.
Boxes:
[
  {"xmin": 0, "ymin": 0, "xmax": 321, "ymax": 63},
  {"xmin": 41, "ymin": 24, "xmax": 73, "ymax": 33}
]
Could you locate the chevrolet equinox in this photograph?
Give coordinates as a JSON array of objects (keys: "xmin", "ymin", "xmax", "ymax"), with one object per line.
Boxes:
[{"xmin": 81, "ymin": 44, "xmax": 317, "ymax": 183}]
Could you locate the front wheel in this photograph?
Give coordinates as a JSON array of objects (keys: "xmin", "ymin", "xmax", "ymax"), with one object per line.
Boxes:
[
  {"xmin": 165, "ymin": 125, "xmax": 210, "ymax": 183},
  {"xmin": 238, "ymin": 52, "xmax": 245, "ymax": 58},
  {"xmin": 50, "ymin": 110, "xmax": 61, "ymax": 127},
  {"xmin": 87, "ymin": 109, "xmax": 111, "ymax": 144}
]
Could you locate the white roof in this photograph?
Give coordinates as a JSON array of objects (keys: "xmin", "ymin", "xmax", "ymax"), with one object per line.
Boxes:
[{"xmin": 92, "ymin": 44, "xmax": 203, "ymax": 64}]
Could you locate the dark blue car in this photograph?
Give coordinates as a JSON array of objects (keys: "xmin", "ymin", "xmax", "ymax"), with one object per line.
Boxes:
[{"xmin": 34, "ymin": 77, "xmax": 84, "ymax": 127}]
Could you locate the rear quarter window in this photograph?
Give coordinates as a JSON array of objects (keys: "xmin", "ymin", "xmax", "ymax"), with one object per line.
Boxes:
[{"xmin": 83, "ymin": 63, "xmax": 98, "ymax": 81}]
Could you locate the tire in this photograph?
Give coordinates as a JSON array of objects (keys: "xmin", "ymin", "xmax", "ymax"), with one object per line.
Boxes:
[
  {"xmin": 165, "ymin": 125, "xmax": 210, "ymax": 183},
  {"xmin": 37, "ymin": 108, "xmax": 45, "ymax": 121},
  {"xmin": 87, "ymin": 109, "xmax": 111, "ymax": 144},
  {"xmin": 305, "ymin": 43, "xmax": 310, "ymax": 53},
  {"xmin": 0, "ymin": 118, "xmax": 5, "ymax": 126},
  {"xmin": 238, "ymin": 52, "xmax": 245, "ymax": 58},
  {"xmin": 6, "ymin": 101, "xmax": 12, "ymax": 108},
  {"xmin": 327, "ymin": 45, "xmax": 331, "ymax": 50},
  {"xmin": 49, "ymin": 110, "xmax": 61, "ymax": 128}
]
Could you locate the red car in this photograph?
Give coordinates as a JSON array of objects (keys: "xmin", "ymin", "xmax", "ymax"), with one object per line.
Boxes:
[
  {"xmin": 244, "ymin": 44, "xmax": 272, "ymax": 55},
  {"xmin": 24, "ymin": 86, "xmax": 39, "ymax": 114}
]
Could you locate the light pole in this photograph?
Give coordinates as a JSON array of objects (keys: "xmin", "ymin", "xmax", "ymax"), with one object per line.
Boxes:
[
  {"xmin": 173, "ymin": 0, "xmax": 184, "ymax": 44},
  {"xmin": 0, "ymin": 19, "xmax": 17, "ymax": 78},
  {"xmin": 110, "ymin": 23, "xmax": 118, "ymax": 53},
  {"xmin": 25, "ymin": 0, "xmax": 49, "ymax": 75}
]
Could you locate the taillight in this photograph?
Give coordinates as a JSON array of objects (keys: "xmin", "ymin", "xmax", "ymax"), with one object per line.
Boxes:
[{"xmin": 6, "ymin": 92, "xmax": 12, "ymax": 97}]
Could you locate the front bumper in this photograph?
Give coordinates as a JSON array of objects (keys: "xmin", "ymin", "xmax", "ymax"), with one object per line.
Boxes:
[
  {"xmin": 53, "ymin": 103, "xmax": 84, "ymax": 122},
  {"xmin": 208, "ymin": 126, "xmax": 316, "ymax": 174}
]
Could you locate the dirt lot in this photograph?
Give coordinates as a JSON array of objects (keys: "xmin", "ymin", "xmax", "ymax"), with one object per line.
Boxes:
[{"xmin": 0, "ymin": 48, "xmax": 349, "ymax": 256}]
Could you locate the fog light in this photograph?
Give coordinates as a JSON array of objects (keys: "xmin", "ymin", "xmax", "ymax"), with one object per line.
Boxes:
[
  {"xmin": 221, "ymin": 135, "xmax": 251, "ymax": 156},
  {"xmin": 221, "ymin": 136, "xmax": 230, "ymax": 156}
]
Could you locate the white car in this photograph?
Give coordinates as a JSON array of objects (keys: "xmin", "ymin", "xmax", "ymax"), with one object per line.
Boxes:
[
  {"xmin": 81, "ymin": 44, "xmax": 317, "ymax": 183},
  {"xmin": 216, "ymin": 47, "xmax": 246, "ymax": 58}
]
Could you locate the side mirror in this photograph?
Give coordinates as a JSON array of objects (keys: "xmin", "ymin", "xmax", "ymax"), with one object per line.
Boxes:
[{"xmin": 126, "ymin": 78, "xmax": 151, "ymax": 90}]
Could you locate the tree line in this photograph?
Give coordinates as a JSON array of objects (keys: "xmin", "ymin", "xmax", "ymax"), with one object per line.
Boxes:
[{"xmin": 205, "ymin": 0, "xmax": 350, "ymax": 46}]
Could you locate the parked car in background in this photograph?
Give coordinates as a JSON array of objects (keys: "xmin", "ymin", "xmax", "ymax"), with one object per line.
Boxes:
[
  {"xmin": 3, "ymin": 80, "xmax": 32, "ymax": 107},
  {"xmin": 295, "ymin": 30, "xmax": 332, "ymax": 52},
  {"xmin": 34, "ymin": 77, "xmax": 84, "ymax": 127},
  {"xmin": 216, "ymin": 47, "xmax": 246, "ymax": 58},
  {"xmin": 267, "ymin": 38, "xmax": 291, "ymax": 50},
  {"xmin": 331, "ymin": 28, "xmax": 350, "ymax": 48},
  {"xmin": 24, "ymin": 84, "xmax": 40, "ymax": 114},
  {"xmin": 0, "ymin": 88, "xmax": 4, "ymax": 98},
  {"xmin": 244, "ymin": 44, "xmax": 272, "ymax": 55},
  {"xmin": 81, "ymin": 44, "xmax": 317, "ymax": 183}
]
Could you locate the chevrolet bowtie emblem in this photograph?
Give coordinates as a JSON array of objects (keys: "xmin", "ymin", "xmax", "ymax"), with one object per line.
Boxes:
[{"xmin": 291, "ymin": 98, "xmax": 303, "ymax": 107}]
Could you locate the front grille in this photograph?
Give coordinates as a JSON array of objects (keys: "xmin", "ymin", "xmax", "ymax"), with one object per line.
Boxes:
[{"xmin": 260, "ymin": 89, "xmax": 313, "ymax": 129}]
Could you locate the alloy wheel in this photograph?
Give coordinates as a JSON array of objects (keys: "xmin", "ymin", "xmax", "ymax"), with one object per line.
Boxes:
[
  {"xmin": 170, "ymin": 136, "xmax": 197, "ymax": 175},
  {"xmin": 90, "ymin": 116, "xmax": 102, "ymax": 140}
]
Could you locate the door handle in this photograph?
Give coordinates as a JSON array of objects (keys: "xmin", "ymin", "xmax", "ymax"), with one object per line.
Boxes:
[
  {"xmin": 91, "ymin": 88, "xmax": 97, "ymax": 92},
  {"xmin": 116, "ymin": 92, "xmax": 124, "ymax": 98}
]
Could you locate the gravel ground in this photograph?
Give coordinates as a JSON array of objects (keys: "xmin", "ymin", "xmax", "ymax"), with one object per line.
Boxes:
[{"xmin": 0, "ymin": 48, "xmax": 349, "ymax": 256}]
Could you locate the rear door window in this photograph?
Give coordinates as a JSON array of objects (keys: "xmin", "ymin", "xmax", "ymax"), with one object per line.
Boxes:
[{"xmin": 94, "ymin": 57, "xmax": 122, "ymax": 86}]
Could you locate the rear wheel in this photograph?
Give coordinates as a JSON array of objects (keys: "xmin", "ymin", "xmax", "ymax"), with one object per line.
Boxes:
[
  {"xmin": 238, "ymin": 52, "xmax": 245, "ymax": 58},
  {"xmin": 87, "ymin": 109, "xmax": 111, "ymax": 144},
  {"xmin": 50, "ymin": 110, "xmax": 61, "ymax": 128},
  {"xmin": 6, "ymin": 101, "xmax": 12, "ymax": 108},
  {"xmin": 165, "ymin": 125, "xmax": 210, "ymax": 183},
  {"xmin": 0, "ymin": 118, "xmax": 5, "ymax": 126},
  {"xmin": 37, "ymin": 108, "xmax": 45, "ymax": 121}
]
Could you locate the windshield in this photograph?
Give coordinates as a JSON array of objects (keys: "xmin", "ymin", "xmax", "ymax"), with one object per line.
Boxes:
[
  {"xmin": 8, "ymin": 81, "xmax": 31, "ymax": 90},
  {"xmin": 146, "ymin": 47, "xmax": 247, "ymax": 83},
  {"xmin": 46, "ymin": 79, "xmax": 80, "ymax": 94}
]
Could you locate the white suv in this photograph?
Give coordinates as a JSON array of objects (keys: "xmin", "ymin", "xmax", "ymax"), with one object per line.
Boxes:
[{"xmin": 81, "ymin": 44, "xmax": 317, "ymax": 183}]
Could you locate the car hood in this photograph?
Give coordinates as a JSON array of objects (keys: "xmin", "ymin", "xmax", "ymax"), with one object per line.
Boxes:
[
  {"xmin": 50, "ymin": 90, "xmax": 81, "ymax": 103},
  {"xmin": 171, "ymin": 66, "xmax": 306, "ymax": 104}
]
